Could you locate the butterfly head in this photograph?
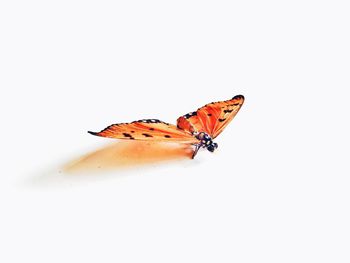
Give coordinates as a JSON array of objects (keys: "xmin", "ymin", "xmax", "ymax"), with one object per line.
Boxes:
[{"xmin": 207, "ymin": 142, "xmax": 218, "ymax": 152}]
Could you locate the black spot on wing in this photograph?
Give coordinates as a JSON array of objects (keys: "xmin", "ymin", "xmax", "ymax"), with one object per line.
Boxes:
[
  {"xmin": 134, "ymin": 119, "xmax": 171, "ymax": 125},
  {"xmin": 223, "ymin": 109, "xmax": 233, "ymax": 113},
  {"xmin": 184, "ymin": 111, "xmax": 197, "ymax": 119},
  {"xmin": 207, "ymin": 113, "xmax": 212, "ymax": 116},
  {"xmin": 142, "ymin": 133, "xmax": 153, "ymax": 137},
  {"xmin": 164, "ymin": 135, "xmax": 172, "ymax": 138},
  {"xmin": 218, "ymin": 118, "xmax": 226, "ymax": 122},
  {"xmin": 136, "ymin": 119, "xmax": 159, "ymax": 123},
  {"xmin": 232, "ymin": 95, "xmax": 245, "ymax": 100},
  {"xmin": 88, "ymin": 131, "xmax": 98, "ymax": 135},
  {"xmin": 123, "ymin": 133, "xmax": 132, "ymax": 138}
]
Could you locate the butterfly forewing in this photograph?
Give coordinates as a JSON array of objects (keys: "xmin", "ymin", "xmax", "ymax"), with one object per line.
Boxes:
[
  {"xmin": 89, "ymin": 119, "xmax": 199, "ymax": 143},
  {"xmin": 177, "ymin": 95, "xmax": 244, "ymax": 138},
  {"xmin": 207, "ymin": 95, "xmax": 244, "ymax": 138}
]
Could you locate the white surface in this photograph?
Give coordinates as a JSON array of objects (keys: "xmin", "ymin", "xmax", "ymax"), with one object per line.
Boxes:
[{"xmin": 1, "ymin": 1, "xmax": 349, "ymax": 262}]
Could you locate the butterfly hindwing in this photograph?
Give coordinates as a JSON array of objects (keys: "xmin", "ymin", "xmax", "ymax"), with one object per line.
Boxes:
[
  {"xmin": 176, "ymin": 112, "xmax": 204, "ymax": 134},
  {"xmin": 89, "ymin": 119, "xmax": 198, "ymax": 143},
  {"xmin": 177, "ymin": 95, "xmax": 244, "ymax": 138}
]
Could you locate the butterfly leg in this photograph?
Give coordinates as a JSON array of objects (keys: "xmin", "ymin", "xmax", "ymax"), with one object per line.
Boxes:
[{"xmin": 192, "ymin": 144, "xmax": 201, "ymax": 159}]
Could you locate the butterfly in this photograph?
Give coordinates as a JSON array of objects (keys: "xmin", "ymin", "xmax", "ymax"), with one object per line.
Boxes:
[{"xmin": 89, "ymin": 95, "xmax": 245, "ymax": 159}]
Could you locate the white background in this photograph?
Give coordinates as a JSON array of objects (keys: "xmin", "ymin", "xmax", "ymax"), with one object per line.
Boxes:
[{"xmin": 1, "ymin": 1, "xmax": 349, "ymax": 262}]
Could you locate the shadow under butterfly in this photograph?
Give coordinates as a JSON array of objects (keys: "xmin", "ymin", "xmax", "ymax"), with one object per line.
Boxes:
[{"xmin": 64, "ymin": 141, "xmax": 193, "ymax": 173}]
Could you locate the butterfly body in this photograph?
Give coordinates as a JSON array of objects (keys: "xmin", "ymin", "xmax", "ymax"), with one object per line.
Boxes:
[{"xmin": 89, "ymin": 95, "xmax": 244, "ymax": 159}]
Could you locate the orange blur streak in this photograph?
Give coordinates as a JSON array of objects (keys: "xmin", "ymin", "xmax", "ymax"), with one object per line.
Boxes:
[{"xmin": 64, "ymin": 141, "xmax": 194, "ymax": 173}]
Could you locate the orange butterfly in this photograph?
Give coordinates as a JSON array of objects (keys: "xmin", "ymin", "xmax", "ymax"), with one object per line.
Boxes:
[{"xmin": 89, "ymin": 95, "xmax": 245, "ymax": 158}]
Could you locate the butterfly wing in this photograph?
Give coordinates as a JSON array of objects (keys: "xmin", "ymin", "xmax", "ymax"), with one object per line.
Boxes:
[
  {"xmin": 208, "ymin": 95, "xmax": 245, "ymax": 138},
  {"xmin": 176, "ymin": 111, "xmax": 204, "ymax": 134},
  {"xmin": 89, "ymin": 119, "xmax": 199, "ymax": 143},
  {"xmin": 177, "ymin": 95, "xmax": 245, "ymax": 138}
]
